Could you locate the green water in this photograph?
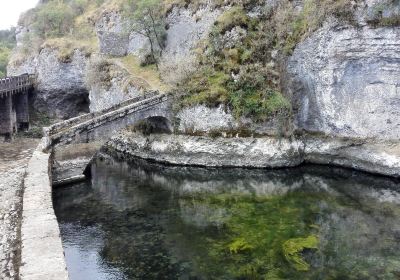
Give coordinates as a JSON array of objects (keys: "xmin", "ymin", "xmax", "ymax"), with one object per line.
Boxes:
[{"xmin": 53, "ymin": 155, "xmax": 400, "ymax": 280}]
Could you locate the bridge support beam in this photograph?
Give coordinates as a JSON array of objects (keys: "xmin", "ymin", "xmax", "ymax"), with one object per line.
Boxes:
[
  {"xmin": 0, "ymin": 94, "xmax": 14, "ymax": 140},
  {"xmin": 15, "ymin": 92, "xmax": 29, "ymax": 131}
]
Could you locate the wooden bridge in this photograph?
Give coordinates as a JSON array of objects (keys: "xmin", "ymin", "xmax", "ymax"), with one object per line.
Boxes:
[
  {"xmin": 0, "ymin": 74, "xmax": 34, "ymax": 97},
  {"xmin": 0, "ymin": 74, "xmax": 35, "ymax": 139}
]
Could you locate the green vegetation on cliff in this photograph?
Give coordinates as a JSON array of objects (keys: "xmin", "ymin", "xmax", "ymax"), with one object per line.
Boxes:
[
  {"xmin": 0, "ymin": 29, "xmax": 16, "ymax": 77},
  {"xmin": 12, "ymin": 0, "xmax": 399, "ymax": 123},
  {"xmin": 13, "ymin": 0, "xmax": 105, "ymax": 65},
  {"xmin": 177, "ymin": 0, "xmax": 356, "ymax": 122},
  {"xmin": 123, "ymin": 0, "xmax": 167, "ymax": 68}
]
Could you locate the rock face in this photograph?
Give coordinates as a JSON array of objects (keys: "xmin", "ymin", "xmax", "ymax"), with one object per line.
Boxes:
[
  {"xmin": 176, "ymin": 105, "xmax": 281, "ymax": 135},
  {"xmin": 96, "ymin": 11, "xmax": 129, "ymax": 57},
  {"xmin": 304, "ymin": 137, "xmax": 400, "ymax": 178},
  {"xmin": 8, "ymin": 48, "xmax": 90, "ymax": 119},
  {"xmin": 107, "ymin": 131, "xmax": 400, "ymax": 177},
  {"xmin": 107, "ymin": 131, "xmax": 304, "ymax": 168},
  {"xmin": 176, "ymin": 105, "xmax": 237, "ymax": 133},
  {"xmin": 159, "ymin": 6, "xmax": 223, "ymax": 83},
  {"xmin": 287, "ymin": 16, "xmax": 400, "ymax": 140},
  {"xmin": 87, "ymin": 60, "xmax": 147, "ymax": 112},
  {"xmin": 96, "ymin": 6, "xmax": 222, "ymax": 80}
]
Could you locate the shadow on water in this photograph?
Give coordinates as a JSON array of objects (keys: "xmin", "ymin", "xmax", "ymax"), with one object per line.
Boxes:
[{"xmin": 53, "ymin": 154, "xmax": 400, "ymax": 280}]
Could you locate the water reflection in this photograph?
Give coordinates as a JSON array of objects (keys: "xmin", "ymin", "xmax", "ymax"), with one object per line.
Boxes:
[{"xmin": 54, "ymin": 154, "xmax": 400, "ymax": 280}]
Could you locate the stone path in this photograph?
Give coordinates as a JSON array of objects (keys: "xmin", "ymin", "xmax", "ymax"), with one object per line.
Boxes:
[{"xmin": 0, "ymin": 138, "xmax": 39, "ymax": 280}]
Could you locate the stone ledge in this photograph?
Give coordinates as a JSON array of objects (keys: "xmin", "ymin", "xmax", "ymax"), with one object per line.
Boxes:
[
  {"xmin": 19, "ymin": 143, "xmax": 69, "ymax": 280},
  {"xmin": 106, "ymin": 131, "xmax": 400, "ymax": 178}
]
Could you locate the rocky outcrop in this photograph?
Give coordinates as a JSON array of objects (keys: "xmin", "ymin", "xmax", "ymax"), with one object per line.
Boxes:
[
  {"xmin": 160, "ymin": 6, "xmax": 222, "ymax": 75},
  {"xmin": 176, "ymin": 105, "xmax": 281, "ymax": 135},
  {"xmin": 304, "ymin": 136, "xmax": 400, "ymax": 177},
  {"xmin": 96, "ymin": 11, "xmax": 129, "ymax": 57},
  {"xmin": 107, "ymin": 131, "xmax": 304, "ymax": 168},
  {"xmin": 8, "ymin": 48, "xmax": 90, "ymax": 119},
  {"xmin": 87, "ymin": 59, "xmax": 148, "ymax": 112},
  {"xmin": 96, "ymin": 6, "xmax": 222, "ymax": 80},
  {"xmin": 95, "ymin": 10, "xmax": 153, "ymax": 62},
  {"xmin": 176, "ymin": 105, "xmax": 237, "ymax": 134},
  {"xmin": 106, "ymin": 131, "xmax": 400, "ymax": 177},
  {"xmin": 287, "ymin": 2, "xmax": 400, "ymax": 140}
]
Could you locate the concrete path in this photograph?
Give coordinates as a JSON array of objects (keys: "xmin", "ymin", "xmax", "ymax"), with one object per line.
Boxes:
[{"xmin": 0, "ymin": 138, "xmax": 39, "ymax": 280}]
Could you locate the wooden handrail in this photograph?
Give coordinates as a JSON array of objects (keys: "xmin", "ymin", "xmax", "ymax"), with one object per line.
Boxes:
[{"xmin": 0, "ymin": 73, "xmax": 34, "ymax": 97}]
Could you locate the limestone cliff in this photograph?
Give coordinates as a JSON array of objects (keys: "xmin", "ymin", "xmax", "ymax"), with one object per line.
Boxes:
[
  {"xmin": 9, "ymin": 47, "xmax": 90, "ymax": 119},
  {"xmin": 287, "ymin": 4, "xmax": 400, "ymax": 140},
  {"xmin": 8, "ymin": 0, "xmax": 400, "ymax": 141}
]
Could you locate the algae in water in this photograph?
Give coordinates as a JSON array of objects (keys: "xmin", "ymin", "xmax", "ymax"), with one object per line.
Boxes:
[{"xmin": 282, "ymin": 235, "xmax": 319, "ymax": 271}]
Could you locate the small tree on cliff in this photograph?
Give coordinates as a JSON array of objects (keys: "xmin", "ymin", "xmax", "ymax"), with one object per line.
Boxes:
[{"xmin": 125, "ymin": 0, "xmax": 166, "ymax": 68}]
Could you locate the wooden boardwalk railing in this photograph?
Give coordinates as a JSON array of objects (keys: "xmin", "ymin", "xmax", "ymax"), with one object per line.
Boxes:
[{"xmin": 0, "ymin": 74, "xmax": 34, "ymax": 98}]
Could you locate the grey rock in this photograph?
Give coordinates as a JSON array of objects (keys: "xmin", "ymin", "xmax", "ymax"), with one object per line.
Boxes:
[
  {"xmin": 98, "ymin": 31, "xmax": 129, "ymax": 56},
  {"xmin": 96, "ymin": 11, "xmax": 129, "ymax": 56},
  {"xmin": 107, "ymin": 131, "xmax": 400, "ymax": 177},
  {"xmin": 15, "ymin": 26, "xmax": 29, "ymax": 48},
  {"xmin": 87, "ymin": 58, "xmax": 147, "ymax": 112},
  {"xmin": 127, "ymin": 32, "xmax": 152, "ymax": 64},
  {"xmin": 9, "ymin": 48, "xmax": 90, "ymax": 119},
  {"xmin": 160, "ymin": 6, "xmax": 222, "ymax": 82},
  {"xmin": 220, "ymin": 26, "xmax": 247, "ymax": 49},
  {"xmin": 164, "ymin": 6, "xmax": 221, "ymax": 58},
  {"xmin": 287, "ymin": 19, "xmax": 400, "ymax": 140},
  {"xmin": 107, "ymin": 131, "xmax": 304, "ymax": 168},
  {"xmin": 176, "ymin": 105, "xmax": 282, "ymax": 136},
  {"xmin": 357, "ymin": 0, "xmax": 400, "ymax": 24},
  {"xmin": 304, "ymin": 136, "xmax": 400, "ymax": 177},
  {"xmin": 176, "ymin": 105, "xmax": 237, "ymax": 133}
]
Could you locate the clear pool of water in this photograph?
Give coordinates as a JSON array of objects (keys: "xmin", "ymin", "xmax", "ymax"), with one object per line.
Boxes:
[{"xmin": 53, "ymin": 155, "xmax": 400, "ymax": 280}]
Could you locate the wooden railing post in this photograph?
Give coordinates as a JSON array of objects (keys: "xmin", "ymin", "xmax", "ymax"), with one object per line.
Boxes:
[{"xmin": 0, "ymin": 73, "xmax": 34, "ymax": 96}]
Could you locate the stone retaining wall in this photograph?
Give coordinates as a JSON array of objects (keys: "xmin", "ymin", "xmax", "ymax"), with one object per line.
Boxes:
[{"xmin": 19, "ymin": 137, "xmax": 69, "ymax": 280}]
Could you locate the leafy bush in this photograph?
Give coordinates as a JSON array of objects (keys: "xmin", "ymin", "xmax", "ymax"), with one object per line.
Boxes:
[
  {"xmin": 123, "ymin": 0, "xmax": 167, "ymax": 67},
  {"xmin": 0, "ymin": 47, "xmax": 11, "ymax": 77},
  {"xmin": 85, "ymin": 57, "xmax": 114, "ymax": 89},
  {"xmin": 13, "ymin": 0, "xmax": 105, "ymax": 63},
  {"xmin": 214, "ymin": 6, "xmax": 250, "ymax": 34},
  {"xmin": 180, "ymin": 67, "xmax": 230, "ymax": 107},
  {"xmin": 0, "ymin": 29, "xmax": 16, "ymax": 77},
  {"xmin": 367, "ymin": 0, "xmax": 400, "ymax": 27},
  {"xmin": 21, "ymin": 0, "xmax": 107, "ymax": 39},
  {"xmin": 33, "ymin": 1, "xmax": 75, "ymax": 37}
]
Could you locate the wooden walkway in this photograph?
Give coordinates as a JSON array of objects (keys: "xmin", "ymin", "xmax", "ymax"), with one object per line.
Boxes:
[{"xmin": 0, "ymin": 74, "xmax": 34, "ymax": 98}]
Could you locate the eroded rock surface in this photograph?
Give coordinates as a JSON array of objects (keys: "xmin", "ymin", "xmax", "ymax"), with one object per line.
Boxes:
[
  {"xmin": 8, "ymin": 49, "xmax": 90, "ymax": 119},
  {"xmin": 287, "ymin": 19, "xmax": 400, "ymax": 140},
  {"xmin": 106, "ymin": 131, "xmax": 305, "ymax": 168},
  {"xmin": 176, "ymin": 105, "xmax": 283, "ymax": 135},
  {"xmin": 88, "ymin": 59, "xmax": 147, "ymax": 112},
  {"xmin": 106, "ymin": 131, "xmax": 400, "ymax": 177}
]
